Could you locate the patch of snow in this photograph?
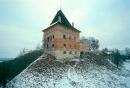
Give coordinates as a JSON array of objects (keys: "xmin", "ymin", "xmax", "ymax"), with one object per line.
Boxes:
[
  {"xmin": 68, "ymin": 66, "xmax": 84, "ymax": 82},
  {"xmin": 107, "ymin": 59, "xmax": 116, "ymax": 67},
  {"xmin": 124, "ymin": 61, "xmax": 130, "ymax": 70},
  {"xmin": 70, "ymin": 59, "xmax": 80, "ymax": 62},
  {"xmin": 123, "ymin": 61, "xmax": 130, "ymax": 88},
  {"xmin": 6, "ymin": 57, "xmax": 130, "ymax": 88}
]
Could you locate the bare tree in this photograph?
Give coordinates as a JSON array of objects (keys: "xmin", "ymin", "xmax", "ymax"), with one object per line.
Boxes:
[
  {"xmin": 125, "ymin": 48, "xmax": 130, "ymax": 55},
  {"xmin": 18, "ymin": 48, "xmax": 29, "ymax": 57},
  {"xmin": 102, "ymin": 48, "xmax": 108, "ymax": 55},
  {"xmin": 88, "ymin": 37, "xmax": 99, "ymax": 51},
  {"xmin": 80, "ymin": 37, "xmax": 91, "ymax": 51},
  {"xmin": 80, "ymin": 37, "xmax": 99, "ymax": 51},
  {"xmin": 112, "ymin": 49, "xmax": 123, "ymax": 68},
  {"xmin": 124, "ymin": 48, "xmax": 130, "ymax": 59}
]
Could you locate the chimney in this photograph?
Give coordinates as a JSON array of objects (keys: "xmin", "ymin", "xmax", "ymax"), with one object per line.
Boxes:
[{"xmin": 72, "ymin": 22, "xmax": 74, "ymax": 27}]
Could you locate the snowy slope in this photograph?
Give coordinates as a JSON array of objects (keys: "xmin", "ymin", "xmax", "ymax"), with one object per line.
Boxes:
[
  {"xmin": 123, "ymin": 60, "xmax": 130, "ymax": 88},
  {"xmin": 6, "ymin": 56, "xmax": 130, "ymax": 88}
]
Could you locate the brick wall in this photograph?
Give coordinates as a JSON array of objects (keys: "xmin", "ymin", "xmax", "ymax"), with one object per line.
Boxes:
[{"xmin": 43, "ymin": 24, "xmax": 80, "ymax": 59}]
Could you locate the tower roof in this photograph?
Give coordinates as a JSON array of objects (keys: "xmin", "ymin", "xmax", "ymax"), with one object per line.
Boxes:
[
  {"xmin": 51, "ymin": 10, "xmax": 72, "ymax": 27},
  {"xmin": 43, "ymin": 10, "xmax": 80, "ymax": 32}
]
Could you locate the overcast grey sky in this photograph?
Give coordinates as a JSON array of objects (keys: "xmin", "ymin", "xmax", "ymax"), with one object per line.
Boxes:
[{"xmin": 0, "ymin": 0, "xmax": 130, "ymax": 58}]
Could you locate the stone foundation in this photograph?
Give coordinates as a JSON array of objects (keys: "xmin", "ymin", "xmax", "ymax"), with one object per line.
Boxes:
[{"xmin": 45, "ymin": 50, "xmax": 80, "ymax": 62}]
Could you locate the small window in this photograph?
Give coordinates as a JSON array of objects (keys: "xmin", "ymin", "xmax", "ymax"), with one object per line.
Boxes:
[
  {"xmin": 63, "ymin": 34, "xmax": 66, "ymax": 39},
  {"xmin": 63, "ymin": 51, "xmax": 66, "ymax": 54},
  {"xmin": 47, "ymin": 37, "xmax": 49, "ymax": 42},
  {"xmin": 52, "ymin": 35, "xmax": 54, "ymax": 39},
  {"xmin": 47, "ymin": 44, "xmax": 48, "ymax": 49},
  {"xmin": 64, "ymin": 44, "xmax": 66, "ymax": 47},
  {"xmin": 69, "ymin": 51, "xmax": 72, "ymax": 54},
  {"xmin": 52, "ymin": 44, "xmax": 54, "ymax": 47}
]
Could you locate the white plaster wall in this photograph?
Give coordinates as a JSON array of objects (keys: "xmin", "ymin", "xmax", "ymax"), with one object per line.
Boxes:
[{"xmin": 54, "ymin": 50, "xmax": 80, "ymax": 60}]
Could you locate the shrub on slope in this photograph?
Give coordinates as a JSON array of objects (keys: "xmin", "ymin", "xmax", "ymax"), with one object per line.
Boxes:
[{"xmin": 0, "ymin": 49, "xmax": 43, "ymax": 86}]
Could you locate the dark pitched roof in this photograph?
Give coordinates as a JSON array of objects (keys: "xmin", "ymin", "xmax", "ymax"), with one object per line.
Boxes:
[
  {"xmin": 51, "ymin": 10, "xmax": 72, "ymax": 28},
  {"xmin": 43, "ymin": 10, "xmax": 80, "ymax": 32}
]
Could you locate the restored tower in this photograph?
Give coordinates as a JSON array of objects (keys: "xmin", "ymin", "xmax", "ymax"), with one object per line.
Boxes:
[{"xmin": 42, "ymin": 10, "xmax": 80, "ymax": 61}]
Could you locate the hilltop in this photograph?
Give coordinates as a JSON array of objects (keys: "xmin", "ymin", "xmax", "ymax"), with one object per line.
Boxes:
[
  {"xmin": 6, "ymin": 53, "xmax": 130, "ymax": 88},
  {"xmin": 0, "ymin": 49, "xmax": 43, "ymax": 87}
]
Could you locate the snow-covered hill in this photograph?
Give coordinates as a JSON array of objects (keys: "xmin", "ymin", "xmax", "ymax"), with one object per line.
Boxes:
[{"xmin": 6, "ymin": 55, "xmax": 130, "ymax": 88}]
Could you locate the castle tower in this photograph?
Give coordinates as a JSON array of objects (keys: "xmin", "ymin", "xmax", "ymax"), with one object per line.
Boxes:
[{"xmin": 42, "ymin": 10, "xmax": 80, "ymax": 61}]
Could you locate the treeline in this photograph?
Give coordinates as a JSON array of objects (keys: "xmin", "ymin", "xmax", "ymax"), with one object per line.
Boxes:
[
  {"xmin": 102, "ymin": 48, "xmax": 130, "ymax": 68},
  {"xmin": 0, "ymin": 48, "xmax": 43, "ymax": 87},
  {"xmin": 81, "ymin": 36, "xmax": 130, "ymax": 68}
]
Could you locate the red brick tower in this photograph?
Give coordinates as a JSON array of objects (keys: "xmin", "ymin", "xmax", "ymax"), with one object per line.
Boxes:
[{"xmin": 42, "ymin": 10, "xmax": 80, "ymax": 61}]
